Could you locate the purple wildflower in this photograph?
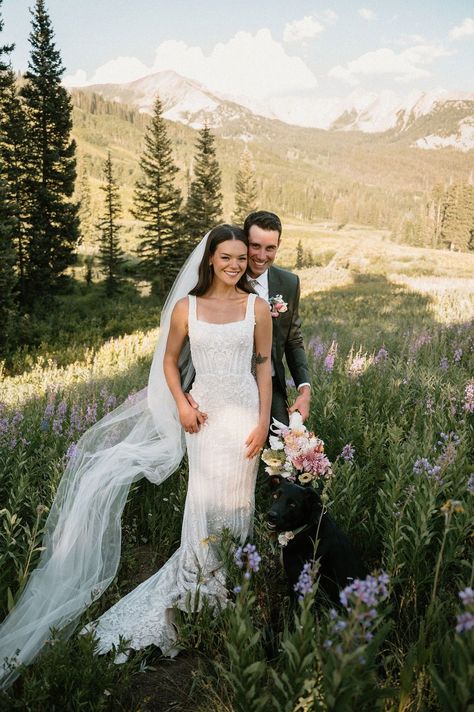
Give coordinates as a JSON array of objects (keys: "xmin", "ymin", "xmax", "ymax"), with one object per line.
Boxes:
[
  {"xmin": 11, "ymin": 412, "xmax": 23, "ymax": 426},
  {"xmin": 56, "ymin": 401, "xmax": 67, "ymax": 417},
  {"xmin": 309, "ymin": 336, "xmax": 325, "ymax": 360},
  {"xmin": 85, "ymin": 403, "xmax": 97, "ymax": 424},
  {"xmin": 52, "ymin": 418, "xmax": 63, "ymax": 435},
  {"xmin": 43, "ymin": 402, "xmax": 55, "ymax": 420},
  {"xmin": 105, "ymin": 395, "xmax": 117, "ymax": 411},
  {"xmin": 410, "ymin": 331, "xmax": 432, "ymax": 354},
  {"xmin": 467, "ymin": 474, "xmax": 474, "ymax": 495},
  {"xmin": 459, "ymin": 588, "xmax": 474, "ymax": 606},
  {"xmin": 68, "ymin": 405, "xmax": 83, "ymax": 437},
  {"xmin": 294, "ymin": 561, "xmax": 315, "ymax": 601},
  {"xmin": 100, "ymin": 386, "xmax": 109, "ymax": 400},
  {"xmin": 234, "ymin": 543, "xmax": 261, "ymax": 576},
  {"xmin": 286, "ymin": 378, "xmax": 295, "ymax": 388},
  {"xmin": 324, "ymin": 573, "xmax": 389, "ymax": 663},
  {"xmin": 340, "ymin": 443, "xmax": 355, "ymax": 462},
  {"xmin": 66, "ymin": 442, "xmax": 79, "ymax": 460},
  {"xmin": 453, "ymin": 348, "xmax": 463, "ymax": 364},
  {"xmin": 464, "ymin": 382, "xmax": 474, "ymax": 414},
  {"xmin": 456, "ymin": 612, "xmax": 474, "ymax": 634},
  {"xmin": 439, "ymin": 357, "xmax": 449, "ymax": 371},
  {"xmin": 413, "ymin": 458, "xmax": 442, "ymax": 484},
  {"xmin": 339, "ymin": 573, "xmax": 389, "ymax": 609},
  {"xmin": 374, "ymin": 347, "xmax": 388, "ymax": 364},
  {"xmin": 324, "ymin": 342, "xmax": 337, "ymax": 373}
]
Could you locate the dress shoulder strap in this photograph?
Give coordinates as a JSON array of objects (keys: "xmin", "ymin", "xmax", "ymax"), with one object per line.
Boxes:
[
  {"xmin": 245, "ymin": 292, "xmax": 258, "ymax": 322},
  {"xmin": 187, "ymin": 294, "xmax": 197, "ymax": 322}
]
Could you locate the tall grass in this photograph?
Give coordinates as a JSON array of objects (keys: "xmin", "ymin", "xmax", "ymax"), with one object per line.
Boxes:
[{"xmin": 0, "ymin": 238, "xmax": 473, "ymax": 710}]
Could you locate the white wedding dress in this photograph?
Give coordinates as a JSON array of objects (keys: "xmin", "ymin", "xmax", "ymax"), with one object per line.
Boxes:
[{"xmin": 86, "ymin": 293, "xmax": 260, "ymax": 657}]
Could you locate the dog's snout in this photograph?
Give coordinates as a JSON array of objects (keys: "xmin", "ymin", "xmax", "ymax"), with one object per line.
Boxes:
[{"xmin": 267, "ymin": 510, "xmax": 278, "ymax": 524}]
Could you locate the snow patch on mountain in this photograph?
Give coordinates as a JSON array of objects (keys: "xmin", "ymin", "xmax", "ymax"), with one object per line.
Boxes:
[{"xmin": 414, "ymin": 118, "xmax": 474, "ymax": 152}]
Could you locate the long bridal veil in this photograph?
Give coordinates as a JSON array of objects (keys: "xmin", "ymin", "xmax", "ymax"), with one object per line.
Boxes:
[{"xmin": 0, "ymin": 235, "xmax": 208, "ymax": 689}]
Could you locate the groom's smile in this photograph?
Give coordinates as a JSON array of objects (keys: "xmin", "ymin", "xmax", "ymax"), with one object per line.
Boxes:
[{"xmin": 247, "ymin": 225, "xmax": 280, "ymax": 278}]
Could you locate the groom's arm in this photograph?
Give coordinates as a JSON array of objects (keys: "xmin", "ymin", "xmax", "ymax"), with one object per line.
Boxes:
[{"xmin": 285, "ymin": 277, "xmax": 311, "ymax": 419}]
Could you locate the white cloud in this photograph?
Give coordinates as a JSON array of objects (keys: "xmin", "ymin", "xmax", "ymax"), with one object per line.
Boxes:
[
  {"xmin": 63, "ymin": 69, "xmax": 88, "ymax": 88},
  {"xmin": 152, "ymin": 30, "xmax": 318, "ymax": 98},
  {"xmin": 328, "ymin": 43, "xmax": 450, "ymax": 85},
  {"xmin": 64, "ymin": 30, "xmax": 318, "ymax": 100},
  {"xmin": 322, "ymin": 9, "xmax": 339, "ymax": 25},
  {"xmin": 64, "ymin": 56, "xmax": 149, "ymax": 87},
  {"xmin": 358, "ymin": 8, "xmax": 376, "ymax": 21},
  {"xmin": 283, "ymin": 16, "xmax": 325, "ymax": 43},
  {"xmin": 398, "ymin": 33, "xmax": 426, "ymax": 46},
  {"xmin": 449, "ymin": 17, "xmax": 474, "ymax": 40}
]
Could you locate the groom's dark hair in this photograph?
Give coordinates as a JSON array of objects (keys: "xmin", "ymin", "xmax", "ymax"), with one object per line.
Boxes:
[{"xmin": 243, "ymin": 210, "xmax": 282, "ymax": 240}]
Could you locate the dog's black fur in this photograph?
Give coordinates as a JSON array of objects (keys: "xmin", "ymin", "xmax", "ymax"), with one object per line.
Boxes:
[{"xmin": 267, "ymin": 478, "xmax": 367, "ymax": 604}]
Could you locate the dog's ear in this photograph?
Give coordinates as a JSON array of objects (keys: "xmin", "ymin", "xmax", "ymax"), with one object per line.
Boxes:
[
  {"xmin": 268, "ymin": 475, "xmax": 282, "ymax": 490},
  {"xmin": 303, "ymin": 486, "xmax": 322, "ymax": 516}
]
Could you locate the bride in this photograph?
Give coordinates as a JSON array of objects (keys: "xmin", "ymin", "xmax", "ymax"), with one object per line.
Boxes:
[{"xmin": 0, "ymin": 224, "xmax": 272, "ymax": 688}]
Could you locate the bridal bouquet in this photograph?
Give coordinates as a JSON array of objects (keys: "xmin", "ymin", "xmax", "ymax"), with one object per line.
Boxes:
[{"xmin": 262, "ymin": 411, "xmax": 332, "ymax": 484}]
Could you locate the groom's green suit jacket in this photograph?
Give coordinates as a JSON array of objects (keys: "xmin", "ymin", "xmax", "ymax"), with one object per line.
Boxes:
[{"xmin": 267, "ymin": 265, "xmax": 310, "ymax": 397}]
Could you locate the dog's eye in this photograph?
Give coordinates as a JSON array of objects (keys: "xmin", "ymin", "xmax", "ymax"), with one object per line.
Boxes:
[
  {"xmin": 289, "ymin": 502, "xmax": 296, "ymax": 508},
  {"xmin": 272, "ymin": 492, "xmax": 279, "ymax": 499}
]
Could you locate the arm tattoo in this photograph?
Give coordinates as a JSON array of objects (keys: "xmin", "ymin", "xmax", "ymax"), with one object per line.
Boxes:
[{"xmin": 255, "ymin": 352, "xmax": 269, "ymax": 365}]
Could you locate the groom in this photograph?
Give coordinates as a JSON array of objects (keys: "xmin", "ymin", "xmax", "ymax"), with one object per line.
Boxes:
[
  {"xmin": 244, "ymin": 210, "xmax": 311, "ymax": 426},
  {"xmin": 186, "ymin": 210, "xmax": 311, "ymax": 428}
]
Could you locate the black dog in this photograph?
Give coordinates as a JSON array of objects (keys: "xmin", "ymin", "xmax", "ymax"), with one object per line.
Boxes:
[{"xmin": 267, "ymin": 477, "xmax": 367, "ymax": 604}]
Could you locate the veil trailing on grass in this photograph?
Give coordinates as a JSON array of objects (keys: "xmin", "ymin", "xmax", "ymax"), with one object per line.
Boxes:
[{"xmin": 0, "ymin": 234, "xmax": 208, "ymax": 689}]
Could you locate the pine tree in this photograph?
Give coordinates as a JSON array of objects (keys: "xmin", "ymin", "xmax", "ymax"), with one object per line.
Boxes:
[
  {"xmin": 132, "ymin": 95, "xmax": 182, "ymax": 295},
  {"xmin": 440, "ymin": 183, "xmax": 474, "ymax": 251},
  {"xmin": 0, "ymin": 2, "xmax": 18, "ymax": 350},
  {"xmin": 232, "ymin": 147, "xmax": 258, "ymax": 225},
  {"xmin": 295, "ymin": 239, "xmax": 304, "ymax": 269},
  {"xmin": 183, "ymin": 125, "xmax": 222, "ymax": 247},
  {"xmin": 0, "ymin": 66, "xmax": 27, "ymax": 298},
  {"xmin": 96, "ymin": 153, "xmax": 124, "ymax": 295},
  {"xmin": 20, "ymin": 0, "xmax": 79, "ymax": 301},
  {"xmin": 77, "ymin": 163, "xmax": 93, "ymax": 250}
]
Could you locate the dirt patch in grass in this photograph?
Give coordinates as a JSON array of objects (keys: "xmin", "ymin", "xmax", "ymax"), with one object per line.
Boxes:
[{"xmin": 123, "ymin": 652, "xmax": 205, "ymax": 712}]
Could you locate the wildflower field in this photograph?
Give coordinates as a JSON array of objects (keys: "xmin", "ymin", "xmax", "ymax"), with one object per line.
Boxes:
[{"xmin": 0, "ymin": 227, "xmax": 473, "ymax": 711}]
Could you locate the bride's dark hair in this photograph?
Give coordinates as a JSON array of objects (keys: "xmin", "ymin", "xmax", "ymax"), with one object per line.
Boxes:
[{"xmin": 189, "ymin": 224, "xmax": 256, "ymax": 297}]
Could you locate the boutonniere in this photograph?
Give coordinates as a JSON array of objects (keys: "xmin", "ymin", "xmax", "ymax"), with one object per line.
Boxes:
[{"xmin": 269, "ymin": 294, "xmax": 288, "ymax": 318}]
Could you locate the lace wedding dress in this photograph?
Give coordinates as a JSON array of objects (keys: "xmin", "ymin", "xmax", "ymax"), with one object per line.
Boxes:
[{"xmin": 86, "ymin": 293, "xmax": 260, "ymax": 657}]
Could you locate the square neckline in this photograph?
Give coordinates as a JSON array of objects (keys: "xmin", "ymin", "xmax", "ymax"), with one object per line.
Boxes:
[{"xmin": 190, "ymin": 293, "xmax": 255, "ymax": 326}]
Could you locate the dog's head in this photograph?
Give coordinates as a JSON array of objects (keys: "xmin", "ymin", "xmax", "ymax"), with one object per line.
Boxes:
[{"xmin": 266, "ymin": 476, "xmax": 323, "ymax": 533}]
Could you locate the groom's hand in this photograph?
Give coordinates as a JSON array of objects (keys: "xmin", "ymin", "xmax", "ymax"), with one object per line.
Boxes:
[
  {"xmin": 184, "ymin": 392, "xmax": 208, "ymax": 427},
  {"xmin": 288, "ymin": 385, "xmax": 311, "ymax": 421}
]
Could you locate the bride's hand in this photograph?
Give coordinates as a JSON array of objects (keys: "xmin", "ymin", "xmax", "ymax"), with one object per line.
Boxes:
[
  {"xmin": 179, "ymin": 403, "xmax": 202, "ymax": 434},
  {"xmin": 245, "ymin": 423, "xmax": 268, "ymax": 459}
]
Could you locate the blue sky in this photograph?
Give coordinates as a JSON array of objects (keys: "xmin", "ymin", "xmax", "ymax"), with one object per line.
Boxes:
[{"xmin": 2, "ymin": 0, "xmax": 473, "ymax": 101}]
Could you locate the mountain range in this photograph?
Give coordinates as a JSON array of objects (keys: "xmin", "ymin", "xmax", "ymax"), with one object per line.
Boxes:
[{"xmin": 78, "ymin": 70, "xmax": 474, "ymax": 152}]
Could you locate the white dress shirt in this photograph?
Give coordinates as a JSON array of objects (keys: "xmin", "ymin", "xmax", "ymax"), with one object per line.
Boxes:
[{"xmin": 248, "ymin": 271, "xmax": 310, "ymax": 391}]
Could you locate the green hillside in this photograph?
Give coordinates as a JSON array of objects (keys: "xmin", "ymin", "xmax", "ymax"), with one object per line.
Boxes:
[{"xmin": 70, "ymin": 90, "xmax": 474, "ymax": 253}]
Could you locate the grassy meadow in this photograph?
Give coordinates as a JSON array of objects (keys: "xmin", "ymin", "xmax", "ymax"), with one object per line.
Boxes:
[{"xmin": 0, "ymin": 225, "xmax": 473, "ymax": 711}]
